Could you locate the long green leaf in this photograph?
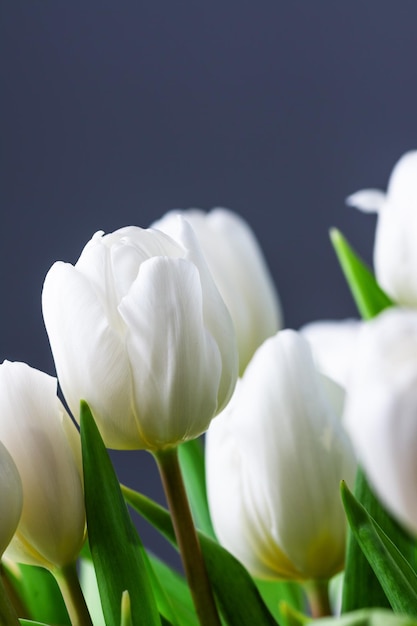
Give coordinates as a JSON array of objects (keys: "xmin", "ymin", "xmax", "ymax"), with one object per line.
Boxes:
[
  {"xmin": 122, "ymin": 484, "xmax": 279, "ymax": 626},
  {"xmin": 148, "ymin": 555, "xmax": 198, "ymax": 626},
  {"xmin": 80, "ymin": 401, "xmax": 161, "ymax": 626},
  {"xmin": 4, "ymin": 563, "xmax": 70, "ymax": 625},
  {"xmin": 178, "ymin": 438, "xmax": 216, "ymax": 539},
  {"xmin": 341, "ymin": 481, "xmax": 417, "ymax": 615},
  {"xmin": 329, "ymin": 228, "xmax": 393, "ymax": 319}
]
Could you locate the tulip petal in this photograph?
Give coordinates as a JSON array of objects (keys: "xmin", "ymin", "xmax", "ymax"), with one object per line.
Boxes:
[
  {"xmin": 119, "ymin": 256, "xmax": 222, "ymax": 449},
  {"xmin": 0, "ymin": 362, "xmax": 85, "ymax": 568},
  {"xmin": 346, "ymin": 190, "xmax": 386, "ymax": 213},
  {"xmin": 0, "ymin": 441, "xmax": 22, "ymax": 557},
  {"xmin": 43, "ymin": 262, "xmax": 141, "ymax": 449}
]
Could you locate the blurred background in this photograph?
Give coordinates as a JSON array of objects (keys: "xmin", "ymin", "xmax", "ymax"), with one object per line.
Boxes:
[{"xmin": 1, "ymin": 1, "xmax": 416, "ymax": 567}]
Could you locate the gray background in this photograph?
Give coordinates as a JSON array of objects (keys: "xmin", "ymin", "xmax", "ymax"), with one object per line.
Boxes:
[{"xmin": 1, "ymin": 2, "xmax": 416, "ymax": 566}]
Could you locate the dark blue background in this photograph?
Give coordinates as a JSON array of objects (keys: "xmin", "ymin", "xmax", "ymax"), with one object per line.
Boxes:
[{"xmin": 1, "ymin": 2, "xmax": 416, "ymax": 567}]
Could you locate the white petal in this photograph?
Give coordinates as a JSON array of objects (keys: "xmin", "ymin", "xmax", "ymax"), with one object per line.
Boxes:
[
  {"xmin": 374, "ymin": 151, "xmax": 417, "ymax": 306},
  {"xmin": 119, "ymin": 257, "xmax": 222, "ymax": 449},
  {"xmin": 0, "ymin": 441, "xmax": 22, "ymax": 557},
  {"xmin": 167, "ymin": 217, "xmax": 238, "ymax": 412},
  {"xmin": 301, "ymin": 318, "xmax": 361, "ymax": 388},
  {"xmin": 344, "ymin": 308, "xmax": 417, "ymax": 534},
  {"xmin": 346, "ymin": 189, "xmax": 386, "ymax": 213},
  {"xmin": 0, "ymin": 362, "xmax": 85, "ymax": 567},
  {"xmin": 42, "ymin": 262, "xmax": 141, "ymax": 449}
]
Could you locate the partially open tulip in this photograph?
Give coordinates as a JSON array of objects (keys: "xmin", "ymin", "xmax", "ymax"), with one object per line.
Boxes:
[
  {"xmin": 206, "ymin": 330, "xmax": 356, "ymax": 581},
  {"xmin": 347, "ymin": 150, "xmax": 417, "ymax": 306},
  {"xmin": 0, "ymin": 361, "xmax": 85, "ymax": 569},
  {"xmin": 343, "ymin": 308, "xmax": 417, "ymax": 535},
  {"xmin": 152, "ymin": 208, "xmax": 282, "ymax": 374},
  {"xmin": 0, "ymin": 441, "xmax": 22, "ymax": 558},
  {"xmin": 42, "ymin": 221, "xmax": 238, "ymax": 450}
]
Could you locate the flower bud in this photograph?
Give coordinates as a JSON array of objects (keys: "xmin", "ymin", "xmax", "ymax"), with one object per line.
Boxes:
[
  {"xmin": 347, "ymin": 150, "xmax": 417, "ymax": 306},
  {"xmin": 152, "ymin": 208, "xmax": 282, "ymax": 374},
  {"xmin": 206, "ymin": 330, "xmax": 356, "ymax": 581},
  {"xmin": 42, "ymin": 221, "xmax": 238, "ymax": 451},
  {"xmin": 0, "ymin": 361, "xmax": 85, "ymax": 569},
  {"xmin": 343, "ymin": 308, "xmax": 417, "ymax": 535},
  {"xmin": 0, "ymin": 441, "xmax": 22, "ymax": 557}
]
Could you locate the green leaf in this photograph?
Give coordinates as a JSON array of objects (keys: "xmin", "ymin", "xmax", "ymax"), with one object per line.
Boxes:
[
  {"xmin": 122, "ymin": 485, "xmax": 279, "ymax": 626},
  {"xmin": 311, "ymin": 608, "xmax": 417, "ymax": 626},
  {"xmin": 80, "ymin": 401, "xmax": 161, "ymax": 626},
  {"xmin": 178, "ymin": 438, "xmax": 216, "ymax": 539},
  {"xmin": 341, "ymin": 481, "xmax": 417, "ymax": 616},
  {"xmin": 254, "ymin": 579, "xmax": 304, "ymax": 626},
  {"xmin": 19, "ymin": 621, "xmax": 51, "ymax": 626},
  {"xmin": 4, "ymin": 563, "xmax": 70, "ymax": 625},
  {"xmin": 148, "ymin": 555, "xmax": 198, "ymax": 626},
  {"xmin": 329, "ymin": 228, "xmax": 393, "ymax": 319}
]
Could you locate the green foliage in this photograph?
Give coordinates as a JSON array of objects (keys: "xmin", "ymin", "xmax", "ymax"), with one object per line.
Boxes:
[
  {"xmin": 4, "ymin": 563, "xmax": 70, "ymax": 625},
  {"xmin": 122, "ymin": 485, "xmax": 280, "ymax": 626},
  {"xmin": 329, "ymin": 229, "xmax": 393, "ymax": 319},
  {"xmin": 341, "ymin": 482, "xmax": 417, "ymax": 616},
  {"xmin": 80, "ymin": 401, "xmax": 161, "ymax": 626},
  {"xmin": 178, "ymin": 438, "xmax": 216, "ymax": 539}
]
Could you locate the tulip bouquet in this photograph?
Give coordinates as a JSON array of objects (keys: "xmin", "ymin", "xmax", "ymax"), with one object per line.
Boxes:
[{"xmin": 2, "ymin": 154, "xmax": 417, "ymax": 626}]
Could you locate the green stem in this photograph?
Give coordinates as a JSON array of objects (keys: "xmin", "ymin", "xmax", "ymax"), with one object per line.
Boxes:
[
  {"xmin": 0, "ymin": 573, "xmax": 20, "ymax": 626},
  {"xmin": 53, "ymin": 562, "xmax": 93, "ymax": 626},
  {"xmin": 305, "ymin": 579, "xmax": 332, "ymax": 618},
  {"xmin": 154, "ymin": 446, "xmax": 221, "ymax": 626}
]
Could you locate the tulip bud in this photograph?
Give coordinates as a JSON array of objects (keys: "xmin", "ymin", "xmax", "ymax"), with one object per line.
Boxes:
[
  {"xmin": 343, "ymin": 308, "xmax": 417, "ymax": 535},
  {"xmin": 0, "ymin": 361, "xmax": 85, "ymax": 569},
  {"xmin": 152, "ymin": 208, "xmax": 282, "ymax": 374},
  {"xmin": 42, "ymin": 221, "xmax": 238, "ymax": 451},
  {"xmin": 347, "ymin": 150, "xmax": 417, "ymax": 306},
  {"xmin": 301, "ymin": 319, "xmax": 361, "ymax": 388},
  {"xmin": 0, "ymin": 441, "xmax": 22, "ymax": 557},
  {"xmin": 206, "ymin": 330, "xmax": 356, "ymax": 581}
]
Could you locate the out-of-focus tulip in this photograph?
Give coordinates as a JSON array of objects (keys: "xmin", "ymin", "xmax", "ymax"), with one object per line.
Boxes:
[
  {"xmin": 301, "ymin": 319, "xmax": 361, "ymax": 388},
  {"xmin": 206, "ymin": 330, "xmax": 356, "ymax": 581},
  {"xmin": 152, "ymin": 208, "xmax": 282, "ymax": 374},
  {"xmin": 343, "ymin": 307, "xmax": 417, "ymax": 535},
  {"xmin": 0, "ymin": 441, "xmax": 22, "ymax": 557},
  {"xmin": 0, "ymin": 361, "xmax": 85, "ymax": 569},
  {"xmin": 42, "ymin": 221, "xmax": 238, "ymax": 451},
  {"xmin": 347, "ymin": 150, "xmax": 417, "ymax": 306}
]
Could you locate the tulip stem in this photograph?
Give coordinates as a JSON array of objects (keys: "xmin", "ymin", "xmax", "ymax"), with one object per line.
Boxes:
[
  {"xmin": 0, "ymin": 575, "xmax": 20, "ymax": 626},
  {"xmin": 305, "ymin": 579, "xmax": 332, "ymax": 618},
  {"xmin": 155, "ymin": 446, "xmax": 221, "ymax": 626},
  {"xmin": 54, "ymin": 562, "xmax": 93, "ymax": 626}
]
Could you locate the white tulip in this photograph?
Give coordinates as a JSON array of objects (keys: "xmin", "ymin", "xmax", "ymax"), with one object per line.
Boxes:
[
  {"xmin": 347, "ymin": 150, "xmax": 417, "ymax": 306},
  {"xmin": 343, "ymin": 307, "xmax": 417, "ymax": 535},
  {"xmin": 301, "ymin": 318, "xmax": 362, "ymax": 388},
  {"xmin": 152, "ymin": 208, "xmax": 282, "ymax": 374},
  {"xmin": 0, "ymin": 441, "xmax": 23, "ymax": 557},
  {"xmin": 0, "ymin": 361, "xmax": 85, "ymax": 569},
  {"xmin": 206, "ymin": 330, "xmax": 356, "ymax": 581},
  {"xmin": 42, "ymin": 221, "xmax": 238, "ymax": 450}
]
